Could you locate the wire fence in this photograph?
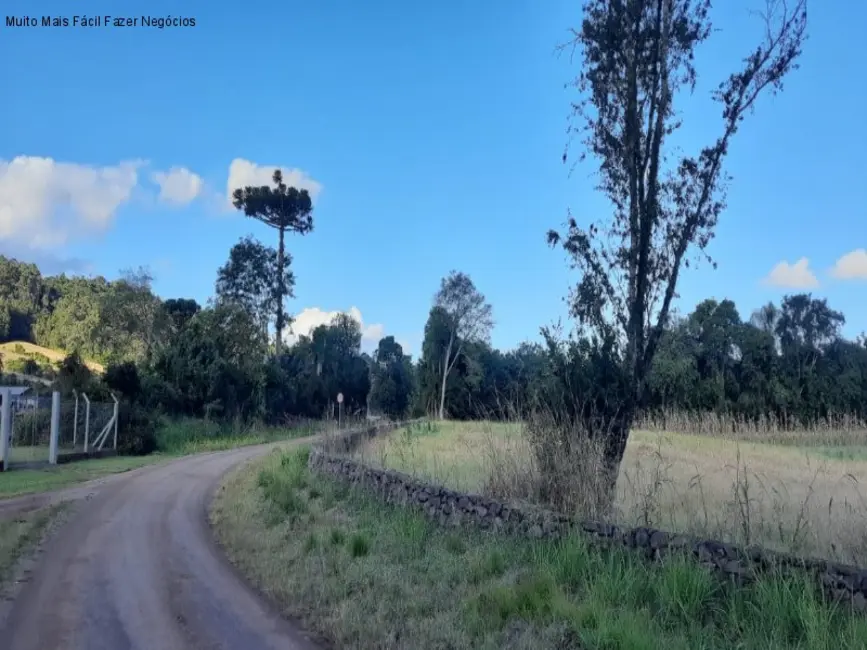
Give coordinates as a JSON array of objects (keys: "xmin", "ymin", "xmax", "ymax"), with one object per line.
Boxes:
[
  {"xmin": 3, "ymin": 390, "xmax": 118, "ymax": 468},
  {"xmin": 57, "ymin": 397, "xmax": 116, "ymax": 456}
]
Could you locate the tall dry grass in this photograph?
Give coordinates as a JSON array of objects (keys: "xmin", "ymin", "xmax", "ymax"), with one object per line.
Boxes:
[
  {"xmin": 635, "ymin": 409, "xmax": 867, "ymax": 447},
  {"xmin": 357, "ymin": 414, "xmax": 867, "ymax": 566}
]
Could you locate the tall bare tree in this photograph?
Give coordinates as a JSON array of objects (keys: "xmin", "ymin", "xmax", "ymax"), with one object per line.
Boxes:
[
  {"xmin": 548, "ymin": 0, "xmax": 807, "ymax": 492},
  {"xmin": 433, "ymin": 271, "xmax": 493, "ymax": 419},
  {"xmin": 232, "ymin": 170, "xmax": 314, "ymax": 354}
]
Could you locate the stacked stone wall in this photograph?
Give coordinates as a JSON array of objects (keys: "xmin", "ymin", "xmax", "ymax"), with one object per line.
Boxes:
[{"xmin": 308, "ymin": 422, "xmax": 867, "ymax": 614}]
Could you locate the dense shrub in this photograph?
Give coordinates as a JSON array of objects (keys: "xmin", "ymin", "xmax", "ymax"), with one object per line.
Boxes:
[
  {"xmin": 103, "ymin": 361, "xmax": 141, "ymax": 402},
  {"xmin": 115, "ymin": 405, "xmax": 158, "ymax": 456}
]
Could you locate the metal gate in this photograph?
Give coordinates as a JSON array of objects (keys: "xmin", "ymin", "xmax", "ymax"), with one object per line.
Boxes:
[{"xmin": 3, "ymin": 386, "xmax": 53, "ymax": 468}]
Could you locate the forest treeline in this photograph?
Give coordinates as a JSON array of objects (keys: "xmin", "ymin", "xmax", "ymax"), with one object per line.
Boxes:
[{"xmin": 1, "ymin": 253, "xmax": 865, "ymax": 428}]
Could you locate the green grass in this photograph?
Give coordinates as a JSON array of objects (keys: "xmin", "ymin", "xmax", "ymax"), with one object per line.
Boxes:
[
  {"xmin": 7, "ymin": 445, "xmax": 52, "ymax": 463},
  {"xmin": 356, "ymin": 420, "xmax": 523, "ymax": 492},
  {"xmin": 810, "ymin": 446, "xmax": 867, "ymax": 462},
  {"xmin": 0, "ymin": 504, "xmax": 66, "ymax": 587},
  {"xmin": 0, "ymin": 455, "xmax": 167, "ymax": 498},
  {"xmin": 212, "ymin": 448, "xmax": 867, "ymax": 650},
  {"xmin": 0, "ymin": 417, "xmax": 322, "ymax": 499},
  {"xmin": 154, "ymin": 417, "xmax": 322, "ymax": 455}
]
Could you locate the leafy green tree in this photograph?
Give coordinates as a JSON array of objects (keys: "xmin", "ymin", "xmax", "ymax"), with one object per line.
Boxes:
[
  {"xmin": 774, "ymin": 293, "xmax": 845, "ymax": 421},
  {"xmin": 305, "ymin": 313, "xmax": 371, "ymax": 414},
  {"xmin": 646, "ymin": 319, "xmax": 700, "ymax": 411},
  {"xmin": 731, "ymin": 322, "xmax": 779, "ymax": 418},
  {"xmin": 0, "ymin": 256, "xmax": 48, "ymax": 342},
  {"xmin": 150, "ymin": 303, "xmax": 268, "ymax": 419},
  {"xmin": 231, "ymin": 171, "xmax": 314, "ymax": 354},
  {"xmin": 0, "ymin": 305, "xmax": 9, "ymax": 341},
  {"xmin": 432, "ymin": 272, "xmax": 493, "ymax": 419},
  {"xmin": 685, "ymin": 299, "xmax": 742, "ymax": 410},
  {"xmin": 56, "ymin": 352, "xmax": 93, "ymax": 393},
  {"xmin": 163, "ymin": 298, "xmax": 201, "ymax": 333},
  {"xmin": 546, "ymin": 0, "xmax": 808, "ymax": 497},
  {"xmin": 416, "ymin": 306, "xmax": 454, "ymax": 416},
  {"xmin": 99, "ymin": 268, "xmax": 167, "ymax": 363},
  {"xmin": 104, "ymin": 361, "xmax": 142, "ymax": 402},
  {"xmin": 216, "ymin": 235, "xmax": 295, "ymax": 341},
  {"xmin": 36, "ymin": 276, "xmax": 109, "ymax": 360},
  {"xmin": 369, "ymin": 336, "xmax": 414, "ymax": 419}
]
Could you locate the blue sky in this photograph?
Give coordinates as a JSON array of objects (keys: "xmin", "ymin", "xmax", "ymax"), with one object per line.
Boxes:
[{"xmin": 1, "ymin": 0, "xmax": 864, "ymax": 355}]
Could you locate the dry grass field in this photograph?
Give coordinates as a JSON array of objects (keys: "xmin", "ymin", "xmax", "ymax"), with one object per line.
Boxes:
[
  {"xmin": 355, "ymin": 419, "xmax": 867, "ymax": 566},
  {"xmin": 0, "ymin": 341, "xmax": 105, "ymax": 374}
]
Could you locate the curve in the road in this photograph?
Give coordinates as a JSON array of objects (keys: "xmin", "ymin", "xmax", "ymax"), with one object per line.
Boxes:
[{"xmin": 0, "ymin": 444, "xmax": 323, "ymax": 650}]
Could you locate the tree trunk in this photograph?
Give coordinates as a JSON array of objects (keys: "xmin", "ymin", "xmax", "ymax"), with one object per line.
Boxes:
[
  {"xmin": 438, "ymin": 340, "xmax": 452, "ymax": 420},
  {"xmin": 274, "ymin": 226, "xmax": 286, "ymax": 355},
  {"xmin": 597, "ymin": 409, "xmax": 635, "ymax": 517}
]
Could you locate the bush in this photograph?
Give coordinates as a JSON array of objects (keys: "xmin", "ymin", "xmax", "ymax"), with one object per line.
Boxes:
[
  {"xmin": 103, "ymin": 361, "xmax": 141, "ymax": 402},
  {"xmin": 116, "ymin": 405, "xmax": 158, "ymax": 456}
]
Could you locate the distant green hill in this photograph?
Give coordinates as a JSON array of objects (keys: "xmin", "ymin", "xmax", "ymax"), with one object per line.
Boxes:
[{"xmin": 0, "ymin": 341, "xmax": 105, "ymax": 374}]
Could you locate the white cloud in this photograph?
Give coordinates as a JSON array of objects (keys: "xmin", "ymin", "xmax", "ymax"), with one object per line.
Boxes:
[
  {"xmin": 286, "ymin": 306, "xmax": 385, "ymax": 349},
  {"xmin": 0, "ymin": 156, "xmax": 141, "ymax": 248},
  {"xmin": 830, "ymin": 249, "xmax": 867, "ymax": 281},
  {"xmin": 151, "ymin": 166, "xmax": 203, "ymax": 205},
  {"xmin": 225, "ymin": 158, "xmax": 322, "ymax": 208},
  {"xmin": 762, "ymin": 257, "xmax": 819, "ymax": 289}
]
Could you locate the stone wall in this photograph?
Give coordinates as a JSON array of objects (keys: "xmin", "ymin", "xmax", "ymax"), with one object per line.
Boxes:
[{"xmin": 308, "ymin": 424, "xmax": 867, "ymax": 614}]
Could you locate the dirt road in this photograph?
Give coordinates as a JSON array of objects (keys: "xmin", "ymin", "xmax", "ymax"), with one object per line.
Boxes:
[{"xmin": 0, "ymin": 443, "xmax": 322, "ymax": 650}]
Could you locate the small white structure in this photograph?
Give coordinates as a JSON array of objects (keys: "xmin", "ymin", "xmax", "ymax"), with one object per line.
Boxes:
[{"xmin": 0, "ymin": 385, "xmax": 32, "ymax": 412}]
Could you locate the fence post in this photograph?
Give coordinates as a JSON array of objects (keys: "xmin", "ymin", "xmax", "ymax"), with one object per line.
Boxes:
[
  {"xmin": 49, "ymin": 391, "xmax": 60, "ymax": 465},
  {"xmin": 73, "ymin": 389, "xmax": 78, "ymax": 447},
  {"xmin": 0, "ymin": 388, "xmax": 10, "ymax": 472},
  {"xmin": 111, "ymin": 393, "xmax": 119, "ymax": 451},
  {"xmin": 83, "ymin": 393, "xmax": 91, "ymax": 453}
]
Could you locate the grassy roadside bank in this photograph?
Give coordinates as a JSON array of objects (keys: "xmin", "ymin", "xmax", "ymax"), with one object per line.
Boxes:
[
  {"xmin": 0, "ymin": 504, "xmax": 66, "ymax": 588},
  {"xmin": 0, "ymin": 455, "xmax": 168, "ymax": 498},
  {"xmin": 211, "ymin": 447, "xmax": 867, "ymax": 650},
  {"xmin": 0, "ymin": 418, "xmax": 322, "ymax": 499}
]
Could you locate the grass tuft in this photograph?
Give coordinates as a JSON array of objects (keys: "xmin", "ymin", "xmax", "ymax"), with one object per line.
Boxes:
[{"xmin": 348, "ymin": 532, "xmax": 371, "ymax": 558}]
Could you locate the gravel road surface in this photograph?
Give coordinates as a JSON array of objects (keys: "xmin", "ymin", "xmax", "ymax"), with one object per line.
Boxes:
[{"xmin": 0, "ymin": 443, "xmax": 322, "ymax": 650}]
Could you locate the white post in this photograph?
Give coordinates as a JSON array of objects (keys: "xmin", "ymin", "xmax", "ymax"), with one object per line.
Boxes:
[
  {"xmin": 73, "ymin": 389, "xmax": 78, "ymax": 447},
  {"xmin": 83, "ymin": 393, "xmax": 91, "ymax": 453},
  {"xmin": 0, "ymin": 388, "xmax": 11, "ymax": 472},
  {"xmin": 49, "ymin": 391, "xmax": 60, "ymax": 464},
  {"xmin": 111, "ymin": 393, "xmax": 119, "ymax": 451}
]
